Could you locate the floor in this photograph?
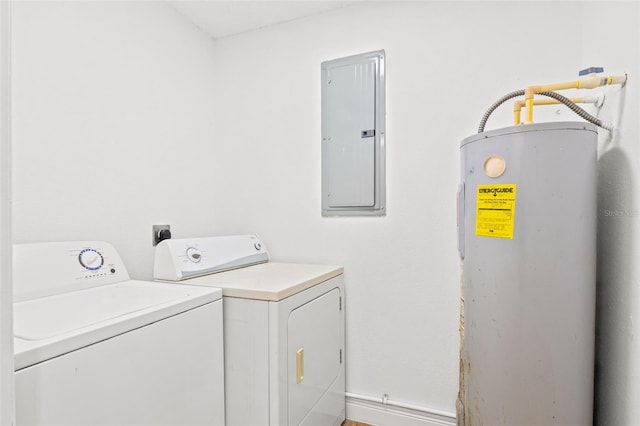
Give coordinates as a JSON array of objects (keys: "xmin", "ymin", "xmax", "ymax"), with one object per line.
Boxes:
[{"xmin": 344, "ymin": 420, "xmax": 374, "ymax": 426}]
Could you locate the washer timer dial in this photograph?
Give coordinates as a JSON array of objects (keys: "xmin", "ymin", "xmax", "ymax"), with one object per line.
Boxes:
[{"xmin": 79, "ymin": 248, "xmax": 104, "ymax": 271}]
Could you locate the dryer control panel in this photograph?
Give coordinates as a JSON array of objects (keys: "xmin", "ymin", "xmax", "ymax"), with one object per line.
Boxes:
[
  {"xmin": 154, "ymin": 234, "xmax": 269, "ymax": 281},
  {"xmin": 13, "ymin": 241, "xmax": 129, "ymax": 302}
]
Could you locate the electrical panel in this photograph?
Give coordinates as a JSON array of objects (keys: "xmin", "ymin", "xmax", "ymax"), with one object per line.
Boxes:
[{"xmin": 321, "ymin": 50, "xmax": 385, "ymax": 216}]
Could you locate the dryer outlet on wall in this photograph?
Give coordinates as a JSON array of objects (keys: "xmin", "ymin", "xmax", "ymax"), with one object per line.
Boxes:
[{"xmin": 153, "ymin": 225, "xmax": 171, "ymax": 246}]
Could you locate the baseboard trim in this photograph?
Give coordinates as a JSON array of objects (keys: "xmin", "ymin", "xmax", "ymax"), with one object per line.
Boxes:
[{"xmin": 346, "ymin": 393, "xmax": 456, "ymax": 426}]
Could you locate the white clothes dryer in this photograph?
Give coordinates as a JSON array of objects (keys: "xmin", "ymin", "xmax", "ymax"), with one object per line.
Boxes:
[
  {"xmin": 154, "ymin": 235, "xmax": 345, "ymax": 426},
  {"xmin": 13, "ymin": 241, "xmax": 225, "ymax": 426}
]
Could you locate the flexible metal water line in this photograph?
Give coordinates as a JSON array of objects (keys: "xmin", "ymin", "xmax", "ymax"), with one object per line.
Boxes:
[
  {"xmin": 477, "ymin": 90, "xmax": 611, "ymax": 133},
  {"xmin": 477, "ymin": 89, "xmax": 524, "ymax": 132}
]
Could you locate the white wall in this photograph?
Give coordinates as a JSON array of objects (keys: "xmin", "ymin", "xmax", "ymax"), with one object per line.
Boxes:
[
  {"xmin": 1, "ymin": 0, "xmax": 14, "ymax": 424},
  {"xmin": 582, "ymin": 3, "xmax": 640, "ymax": 426},
  {"xmin": 211, "ymin": 1, "xmax": 599, "ymax": 418},
  {"xmin": 11, "ymin": 0, "xmax": 219, "ymax": 280}
]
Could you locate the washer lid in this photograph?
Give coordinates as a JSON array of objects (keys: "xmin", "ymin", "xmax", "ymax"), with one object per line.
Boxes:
[{"xmin": 14, "ymin": 280, "xmax": 221, "ymax": 370}]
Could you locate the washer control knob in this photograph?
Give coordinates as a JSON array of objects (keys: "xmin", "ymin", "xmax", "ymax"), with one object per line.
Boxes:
[
  {"xmin": 79, "ymin": 248, "xmax": 104, "ymax": 271},
  {"xmin": 254, "ymin": 242, "xmax": 262, "ymax": 251},
  {"xmin": 186, "ymin": 247, "xmax": 202, "ymax": 263}
]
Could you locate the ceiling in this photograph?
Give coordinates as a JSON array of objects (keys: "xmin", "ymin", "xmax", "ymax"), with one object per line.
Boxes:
[{"xmin": 166, "ymin": 1, "xmax": 358, "ymax": 39}]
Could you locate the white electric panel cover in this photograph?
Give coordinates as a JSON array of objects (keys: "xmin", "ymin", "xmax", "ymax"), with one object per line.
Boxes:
[{"xmin": 322, "ymin": 50, "xmax": 385, "ymax": 216}]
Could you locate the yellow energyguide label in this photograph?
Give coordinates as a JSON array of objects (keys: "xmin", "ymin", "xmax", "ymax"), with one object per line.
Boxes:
[{"xmin": 475, "ymin": 184, "xmax": 517, "ymax": 239}]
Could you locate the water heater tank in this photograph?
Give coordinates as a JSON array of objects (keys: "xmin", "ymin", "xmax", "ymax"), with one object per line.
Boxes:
[{"xmin": 457, "ymin": 121, "xmax": 597, "ymax": 425}]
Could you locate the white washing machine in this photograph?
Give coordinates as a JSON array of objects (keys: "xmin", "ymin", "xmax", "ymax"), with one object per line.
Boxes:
[
  {"xmin": 154, "ymin": 235, "xmax": 345, "ymax": 426},
  {"xmin": 13, "ymin": 241, "xmax": 225, "ymax": 426}
]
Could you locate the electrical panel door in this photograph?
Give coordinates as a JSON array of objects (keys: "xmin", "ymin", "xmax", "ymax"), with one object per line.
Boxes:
[{"xmin": 322, "ymin": 50, "xmax": 385, "ymax": 216}]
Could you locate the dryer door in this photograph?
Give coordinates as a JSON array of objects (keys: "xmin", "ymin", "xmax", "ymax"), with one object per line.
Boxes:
[{"xmin": 287, "ymin": 288, "xmax": 342, "ymax": 425}]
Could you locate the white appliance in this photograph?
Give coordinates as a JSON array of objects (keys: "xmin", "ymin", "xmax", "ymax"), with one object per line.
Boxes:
[
  {"xmin": 154, "ymin": 235, "xmax": 345, "ymax": 426},
  {"xmin": 457, "ymin": 122, "xmax": 597, "ymax": 425},
  {"xmin": 13, "ymin": 241, "xmax": 225, "ymax": 426}
]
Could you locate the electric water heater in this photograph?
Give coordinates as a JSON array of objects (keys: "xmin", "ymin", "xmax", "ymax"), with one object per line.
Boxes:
[{"xmin": 457, "ymin": 121, "xmax": 597, "ymax": 425}]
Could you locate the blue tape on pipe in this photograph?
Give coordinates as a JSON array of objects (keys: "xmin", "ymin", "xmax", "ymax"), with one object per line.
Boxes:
[{"xmin": 579, "ymin": 67, "xmax": 604, "ymax": 76}]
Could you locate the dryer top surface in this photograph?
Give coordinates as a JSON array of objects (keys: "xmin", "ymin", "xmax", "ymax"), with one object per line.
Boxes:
[{"xmin": 177, "ymin": 262, "xmax": 343, "ymax": 301}]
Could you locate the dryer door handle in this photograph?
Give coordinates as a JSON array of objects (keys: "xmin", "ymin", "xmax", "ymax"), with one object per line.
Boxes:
[{"xmin": 296, "ymin": 348, "xmax": 304, "ymax": 384}]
